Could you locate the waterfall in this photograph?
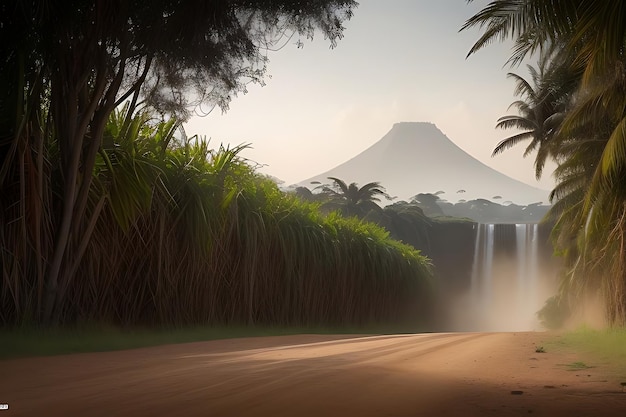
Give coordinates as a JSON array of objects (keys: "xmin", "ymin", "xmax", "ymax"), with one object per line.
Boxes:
[
  {"xmin": 528, "ymin": 223, "xmax": 539, "ymax": 318},
  {"xmin": 470, "ymin": 223, "xmax": 481, "ymax": 299},
  {"xmin": 515, "ymin": 224, "xmax": 527, "ymax": 309},
  {"xmin": 468, "ymin": 223, "xmax": 541, "ymax": 331}
]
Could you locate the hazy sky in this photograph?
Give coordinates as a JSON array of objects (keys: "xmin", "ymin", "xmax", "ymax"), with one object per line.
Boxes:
[{"xmin": 184, "ymin": 0, "xmax": 556, "ymax": 191}]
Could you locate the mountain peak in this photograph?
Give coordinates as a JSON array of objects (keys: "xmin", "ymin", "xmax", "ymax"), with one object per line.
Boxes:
[
  {"xmin": 386, "ymin": 122, "xmax": 461, "ymax": 147},
  {"xmin": 392, "ymin": 121, "xmax": 436, "ymax": 127},
  {"xmin": 391, "ymin": 121, "xmax": 440, "ymax": 135}
]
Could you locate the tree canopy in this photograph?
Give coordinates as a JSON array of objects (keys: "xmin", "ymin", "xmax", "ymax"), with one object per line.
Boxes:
[
  {"xmin": 0, "ymin": 0, "xmax": 357, "ymax": 324},
  {"xmin": 2, "ymin": 0, "xmax": 356, "ymax": 120}
]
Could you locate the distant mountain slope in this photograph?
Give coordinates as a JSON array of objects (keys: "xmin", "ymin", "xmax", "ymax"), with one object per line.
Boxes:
[{"xmin": 299, "ymin": 122, "xmax": 549, "ymax": 205}]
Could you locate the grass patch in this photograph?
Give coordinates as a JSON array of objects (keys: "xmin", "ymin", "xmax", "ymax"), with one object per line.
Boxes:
[
  {"xmin": 545, "ymin": 326, "xmax": 626, "ymax": 374},
  {"xmin": 564, "ymin": 361, "xmax": 593, "ymax": 371},
  {"xmin": 0, "ymin": 323, "xmax": 426, "ymax": 360},
  {"xmin": 549, "ymin": 326, "xmax": 626, "ymax": 361}
]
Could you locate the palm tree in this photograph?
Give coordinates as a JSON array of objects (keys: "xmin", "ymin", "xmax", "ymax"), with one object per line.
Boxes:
[
  {"xmin": 462, "ymin": 1, "xmax": 626, "ymax": 81},
  {"xmin": 320, "ymin": 177, "xmax": 391, "ymax": 218},
  {"xmin": 293, "ymin": 186, "xmax": 328, "ymax": 203},
  {"xmin": 464, "ymin": 2, "xmax": 626, "ymax": 204},
  {"xmin": 548, "ymin": 63, "xmax": 626, "ymax": 322},
  {"xmin": 463, "ymin": 0, "xmax": 626, "ymax": 324},
  {"xmin": 492, "ymin": 45, "xmax": 579, "ymax": 179}
]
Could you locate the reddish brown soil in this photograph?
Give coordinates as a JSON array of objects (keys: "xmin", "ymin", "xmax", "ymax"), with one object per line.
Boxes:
[{"xmin": 1, "ymin": 332, "xmax": 625, "ymax": 416}]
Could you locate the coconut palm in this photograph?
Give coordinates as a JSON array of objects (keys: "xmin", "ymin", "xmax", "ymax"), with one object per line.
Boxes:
[
  {"xmin": 293, "ymin": 186, "xmax": 327, "ymax": 203},
  {"xmin": 464, "ymin": 0, "xmax": 626, "ymax": 324},
  {"xmin": 464, "ymin": 2, "xmax": 626, "ymax": 207},
  {"xmin": 548, "ymin": 61, "xmax": 626, "ymax": 321},
  {"xmin": 462, "ymin": 0, "xmax": 626, "ymax": 81},
  {"xmin": 492, "ymin": 45, "xmax": 579, "ymax": 179},
  {"xmin": 319, "ymin": 177, "xmax": 391, "ymax": 218}
]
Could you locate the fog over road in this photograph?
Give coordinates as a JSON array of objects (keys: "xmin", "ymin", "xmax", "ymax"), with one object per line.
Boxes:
[{"xmin": 2, "ymin": 332, "xmax": 625, "ymax": 416}]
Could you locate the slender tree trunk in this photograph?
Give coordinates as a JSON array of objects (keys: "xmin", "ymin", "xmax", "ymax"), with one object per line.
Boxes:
[
  {"xmin": 42, "ymin": 47, "xmax": 85, "ymax": 323},
  {"xmin": 41, "ymin": 43, "xmax": 123, "ymax": 324}
]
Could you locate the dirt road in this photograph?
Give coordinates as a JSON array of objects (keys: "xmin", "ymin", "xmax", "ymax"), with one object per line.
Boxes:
[{"xmin": 1, "ymin": 332, "xmax": 625, "ymax": 416}]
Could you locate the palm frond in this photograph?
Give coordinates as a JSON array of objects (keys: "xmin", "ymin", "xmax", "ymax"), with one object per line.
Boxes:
[
  {"xmin": 505, "ymin": 100, "xmax": 532, "ymax": 113},
  {"xmin": 600, "ymin": 117, "xmax": 626, "ymax": 178},
  {"xmin": 492, "ymin": 131, "xmax": 534, "ymax": 156},
  {"xmin": 507, "ymin": 72, "xmax": 537, "ymax": 99},
  {"xmin": 496, "ymin": 114, "xmax": 536, "ymax": 130},
  {"xmin": 327, "ymin": 176, "xmax": 350, "ymax": 195}
]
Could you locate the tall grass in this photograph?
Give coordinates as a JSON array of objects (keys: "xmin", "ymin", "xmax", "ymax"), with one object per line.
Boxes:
[
  {"xmin": 65, "ymin": 178, "xmax": 432, "ymax": 327},
  {"xmin": 1, "ymin": 109, "xmax": 433, "ymax": 328}
]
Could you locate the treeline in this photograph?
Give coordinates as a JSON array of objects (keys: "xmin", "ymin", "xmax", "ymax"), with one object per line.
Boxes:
[{"xmin": 412, "ymin": 193, "xmax": 549, "ymax": 224}]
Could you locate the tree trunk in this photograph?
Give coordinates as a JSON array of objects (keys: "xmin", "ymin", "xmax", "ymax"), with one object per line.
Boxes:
[{"xmin": 41, "ymin": 42, "xmax": 126, "ymax": 324}]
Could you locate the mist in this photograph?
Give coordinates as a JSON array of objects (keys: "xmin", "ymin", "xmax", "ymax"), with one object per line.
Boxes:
[
  {"xmin": 436, "ymin": 223, "xmax": 561, "ymax": 332},
  {"xmin": 446, "ymin": 255, "xmax": 559, "ymax": 332}
]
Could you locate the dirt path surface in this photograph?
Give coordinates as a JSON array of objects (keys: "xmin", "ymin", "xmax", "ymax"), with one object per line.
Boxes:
[{"xmin": 2, "ymin": 332, "xmax": 625, "ymax": 416}]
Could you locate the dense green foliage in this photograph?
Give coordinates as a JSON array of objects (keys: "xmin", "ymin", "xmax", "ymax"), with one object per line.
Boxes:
[
  {"xmin": 0, "ymin": 0, "xmax": 358, "ymax": 324},
  {"xmin": 1, "ymin": 107, "xmax": 433, "ymax": 327},
  {"xmin": 294, "ymin": 182, "xmax": 433, "ymax": 250},
  {"xmin": 464, "ymin": 0, "xmax": 626, "ymax": 325}
]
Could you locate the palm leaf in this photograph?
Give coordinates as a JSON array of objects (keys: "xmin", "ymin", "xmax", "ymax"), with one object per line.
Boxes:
[
  {"xmin": 492, "ymin": 131, "xmax": 534, "ymax": 156},
  {"xmin": 600, "ymin": 117, "xmax": 626, "ymax": 178},
  {"xmin": 507, "ymin": 72, "xmax": 537, "ymax": 99},
  {"xmin": 496, "ymin": 114, "xmax": 536, "ymax": 130}
]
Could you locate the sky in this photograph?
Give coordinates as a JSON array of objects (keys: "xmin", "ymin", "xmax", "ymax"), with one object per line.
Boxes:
[{"xmin": 183, "ymin": 0, "xmax": 556, "ymax": 192}]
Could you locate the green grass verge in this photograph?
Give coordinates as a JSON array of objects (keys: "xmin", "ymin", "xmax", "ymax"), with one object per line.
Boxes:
[
  {"xmin": 0, "ymin": 323, "xmax": 426, "ymax": 360},
  {"xmin": 545, "ymin": 326, "xmax": 626, "ymax": 373}
]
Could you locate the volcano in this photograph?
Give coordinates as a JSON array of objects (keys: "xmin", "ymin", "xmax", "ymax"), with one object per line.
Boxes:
[{"xmin": 299, "ymin": 122, "xmax": 549, "ymax": 205}]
